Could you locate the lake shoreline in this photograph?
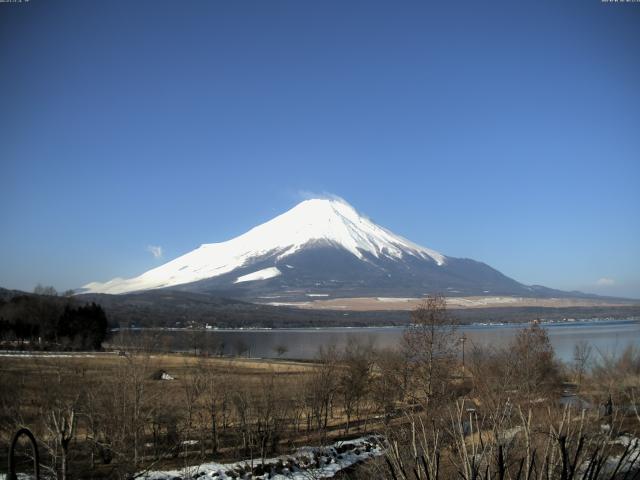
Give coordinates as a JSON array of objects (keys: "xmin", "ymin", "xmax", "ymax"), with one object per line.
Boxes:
[
  {"xmin": 110, "ymin": 316, "xmax": 639, "ymax": 333},
  {"xmin": 108, "ymin": 318, "xmax": 640, "ymax": 363}
]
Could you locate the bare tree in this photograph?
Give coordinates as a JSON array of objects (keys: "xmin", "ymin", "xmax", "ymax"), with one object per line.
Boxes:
[
  {"xmin": 231, "ymin": 382, "xmax": 253, "ymax": 457},
  {"xmin": 305, "ymin": 346, "xmax": 339, "ymax": 440},
  {"xmin": 254, "ymin": 372, "xmax": 289, "ymax": 462},
  {"xmin": 234, "ymin": 339, "xmax": 249, "ymax": 357},
  {"xmin": 274, "ymin": 344, "xmax": 288, "ymax": 358},
  {"xmin": 403, "ymin": 295, "xmax": 458, "ymax": 406},
  {"xmin": 95, "ymin": 344, "xmax": 160, "ymax": 476},
  {"xmin": 207, "ymin": 367, "xmax": 227, "ymax": 454},
  {"xmin": 184, "ymin": 329, "xmax": 202, "ymax": 356},
  {"xmin": 510, "ymin": 322, "xmax": 559, "ymax": 399},
  {"xmin": 49, "ymin": 402, "xmax": 77, "ymax": 480},
  {"xmin": 372, "ymin": 348, "xmax": 409, "ymax": 422},
  {"xmin": 572, "ymin": 340, "xmax": 592, "ymax": 387},
  {"xmin": 34, "ymin": 284, "xmax": 58, "ymax": 296},
  {"xmin": 30, "ymin": 359, "xmax": 82, "ymax": 480},
  {"xmin": 182, "ymin": 361, "xmax": 203, "ymax": 426},
  {"xmin": 338, "ymin": 339, "xmax": 373, "ymax": 433}
]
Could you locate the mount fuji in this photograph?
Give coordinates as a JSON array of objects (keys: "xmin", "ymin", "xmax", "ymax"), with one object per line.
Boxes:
[{"xmin": 80, "ymin": 198, "xmax": 574, "ymax": 301}]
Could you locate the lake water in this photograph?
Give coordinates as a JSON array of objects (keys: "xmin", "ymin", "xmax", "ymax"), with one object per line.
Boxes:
[{"xmin": 112, "ymin": 318, "xmax": 640, "ymax": 364}]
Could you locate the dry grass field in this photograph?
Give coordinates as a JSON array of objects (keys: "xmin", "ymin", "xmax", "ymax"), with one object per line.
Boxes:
[
  {"xmin": 262, "ymin": 295, "xmax": 639, "ymax": 311},
  {"xmin": 1, "ymin": 311, "xmax": 638, "ymax": 479},
  {"xmin": 0, "ymin": 349, "xmax": 390, "ymax": 478}
]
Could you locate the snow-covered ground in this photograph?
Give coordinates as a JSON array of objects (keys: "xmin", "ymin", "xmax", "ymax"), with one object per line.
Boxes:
[
  {"xmin": 0, "ymin": 351, "xmax": 100, "ymax": 358},
  {"xmin": 602, "ymin": 434, "xmax": 640, "ymax": 475},
  {"xmin": 139, "ymin": 435, "xmax": 384, "ymax": 480}
]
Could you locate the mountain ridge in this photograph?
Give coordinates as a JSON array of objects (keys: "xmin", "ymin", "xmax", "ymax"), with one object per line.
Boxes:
[
  {"xmin": 80, "ymin": 198, "xmax": 608, "ymax": 301},
  {"xmin": 81, "ymin": 198, "xmax": 447, "ymax": 295}
]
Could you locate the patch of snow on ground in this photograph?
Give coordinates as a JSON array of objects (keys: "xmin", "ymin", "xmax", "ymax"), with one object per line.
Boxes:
[
  {"xmin": 140, "ymin": 435, "xmax": 384, "ymax": 480},
  {"xmin": 604, "ymin": 435, "xmax": 640, "ymax": 475},
  {"xmin": 376, "ymin": 297, "xmax": 414, "ymax": 302},
  {"xmin": 0, "ymin": 352, "xmax": 98, "ymax": 358},
  {"xmin": 575, "ymin": 434, "xmax": 640, "ymax": 477},
  {"xmin": 266, "ymin": 301, "xmax": 313, "ymax": 307}
]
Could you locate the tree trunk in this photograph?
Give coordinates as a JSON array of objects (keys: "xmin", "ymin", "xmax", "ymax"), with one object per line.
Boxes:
[
  {"xmin": 61, "ymin": 441, "xmax": 69, "ymax": 480},
  {"xmin": 211, "ymin": 413, "xmax": 218, "ymax": 454}
]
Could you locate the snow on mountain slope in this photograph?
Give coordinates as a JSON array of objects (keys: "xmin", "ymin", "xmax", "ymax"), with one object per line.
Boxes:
[
  {"xmin": 234, "ymin": 267, "xmax": 282, "ymax": 284},
  {"xmin": 81, "ymin": 198, "xmax": 446, "ymax": 294}
]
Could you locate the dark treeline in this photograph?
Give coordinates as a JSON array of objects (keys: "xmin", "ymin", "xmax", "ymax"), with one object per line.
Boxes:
[{"xmin": 0, "ymin": 288, "xmax": 110, "ymax": 350}]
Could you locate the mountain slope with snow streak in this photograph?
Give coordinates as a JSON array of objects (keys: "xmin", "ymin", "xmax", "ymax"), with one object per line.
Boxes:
[
  {"xmin": 80, "ymin": 198, "xmax": 573, "ymax": 300},
  {"xmin": 81, "ymin": 198, "xmax": 447, "ymax": 295}
]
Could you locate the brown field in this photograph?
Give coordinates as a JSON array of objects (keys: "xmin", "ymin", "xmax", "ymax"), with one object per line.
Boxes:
[
  {"xmin": 0, "ymin": 350, "xmax": 389, "ymax": 478},
  {"xmin": 263, "ymin": 295, "xmax": 638, "ymax": 311},
  {"xmin": 1, "ymin": 316, "xmax": 638, "ymax": 480},
  {"xmin": 0, "ymin": 352, "xmax": 317, "ymax": 382}
]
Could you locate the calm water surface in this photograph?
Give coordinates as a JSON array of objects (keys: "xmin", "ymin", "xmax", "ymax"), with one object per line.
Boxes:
[{"xmin": 113, "ymin": 319, "xmax": 640, "ymax": 363}]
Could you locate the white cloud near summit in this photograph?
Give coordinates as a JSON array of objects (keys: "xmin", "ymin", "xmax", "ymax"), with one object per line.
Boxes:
[
  {"xmin": 596, "ymin": 277, "xmax": 615, "ymax": 286},
  {"xmin": 146, "ymin": 245, "xmax": 163, "ymax": 259}
]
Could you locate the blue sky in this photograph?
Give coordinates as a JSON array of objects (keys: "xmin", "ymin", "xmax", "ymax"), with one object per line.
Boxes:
[{"xmin": 1, "ymin": 0, "xmax": 639, "ymax": 298}]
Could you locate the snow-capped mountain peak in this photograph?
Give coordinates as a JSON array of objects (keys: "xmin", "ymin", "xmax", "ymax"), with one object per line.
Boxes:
[
  {"xmin": 81, "ymin": 198, "xmax": 446, "ymax": 294},
  {"xmin": 232, "ymin": 198, "xmax": 445, "ymax": 264}
]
